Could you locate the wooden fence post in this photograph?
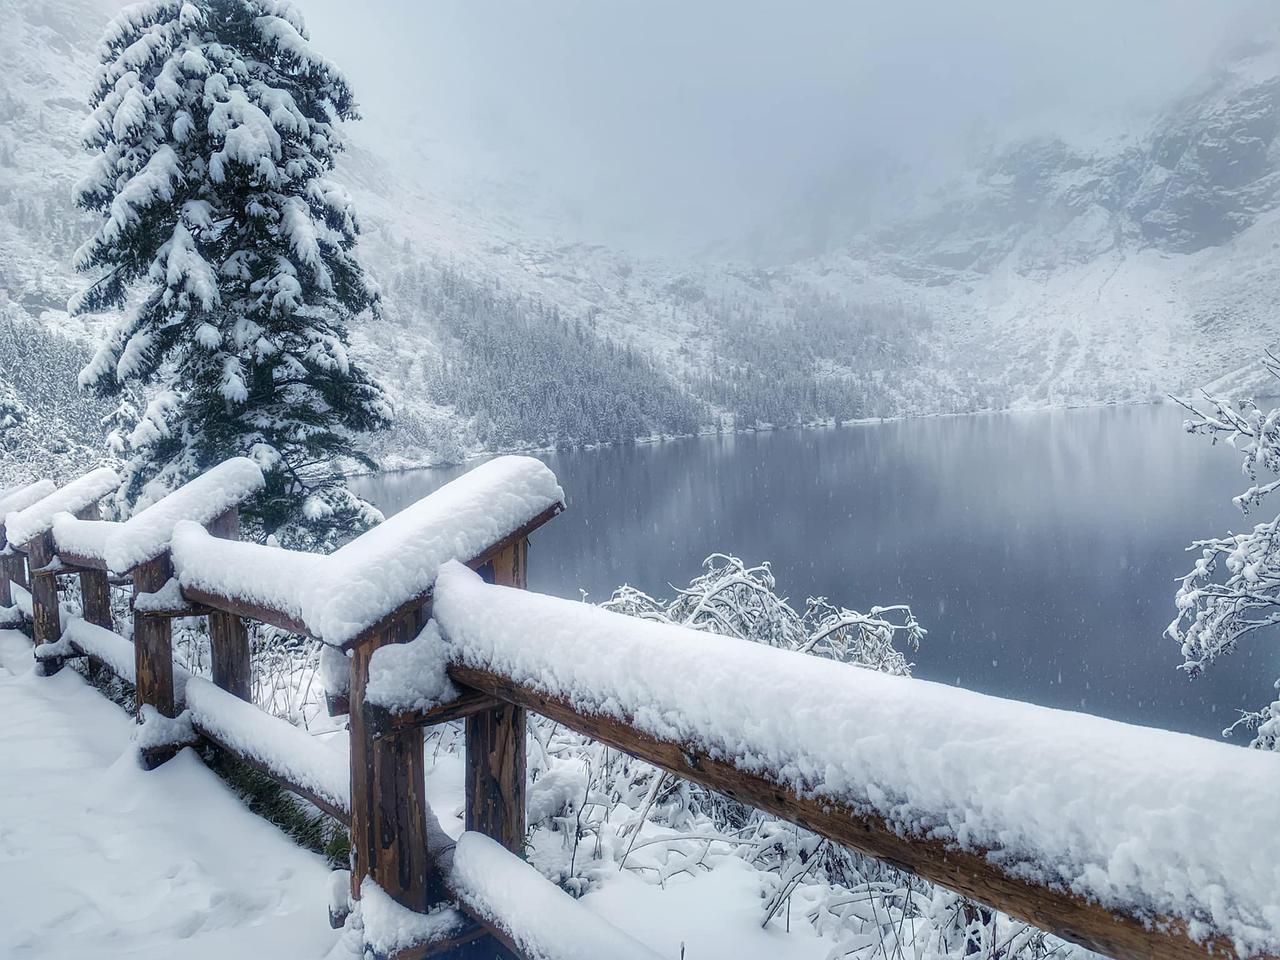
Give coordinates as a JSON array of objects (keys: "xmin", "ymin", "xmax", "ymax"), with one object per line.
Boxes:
[
  {"xmin": 5, "ymin": 545, "xmax": 29, "ymax": 593},
  {"xmin": 206, "ymin": 508, "xmax": 251, "ymax": 701},
  {"xmin": 77, "ymin": 504, "xmax": 113, "ymax": 632},
  {"xmin": 2, "ymin": 543, "xmax": 27, "ymax": 599},
  {"xmin": 348, "ymin": 609, "xmax": 433, "ymax": 914},
  {"xmin": 0, "ymin": 522, "xmax": 13, "ymax": 609},
  {"xmin": 28, "ymin": 530, "xmax": 63, "ymax": 674},
  {"xmin": 132, "ymin": 553, "xmax": 176, "ymax": 724},
  {"xmin": 465, "ymin": 538, "xmax": 529, "ymax": 855}
]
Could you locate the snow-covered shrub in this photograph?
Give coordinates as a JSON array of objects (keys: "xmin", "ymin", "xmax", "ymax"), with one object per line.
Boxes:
[
  {"xmin": 602, "ymin": 553, "xmax": 923, "ymax": 671},
  {"xmin": 1170, "ymin": 356, "xmax": 1280, "ymax": 748}
]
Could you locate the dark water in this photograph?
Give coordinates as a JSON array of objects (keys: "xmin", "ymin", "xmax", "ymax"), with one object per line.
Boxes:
[{"xmin": 351, "ymin": 404, "xmax": 1277, "ymax": 741}]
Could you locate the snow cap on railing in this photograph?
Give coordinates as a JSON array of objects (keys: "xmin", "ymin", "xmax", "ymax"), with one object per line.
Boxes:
[
  {"xmin": 315, "ymin": 455, "xmax": 563, "ymax": 644},
  {"xmin": 171, "ymin": 455, "xmax": 564, "ymax": 646},
  {"xmin": 4, "ymin": 467, "xmax": 119, "ymax": 548},
  {"xmin": 52, "ymin": 457, "xmax": 264, "ymax": 572},
  {"xmin": 0, "ymin": 480, "xmax": 58, "ymax": 536},
  {"xmin": 172, "ymin": 520, "xmax": 323, "ymax": 626},
  {"xmin": 432, "ymin": 560, "xmax": 1280, "ymax": 956}
]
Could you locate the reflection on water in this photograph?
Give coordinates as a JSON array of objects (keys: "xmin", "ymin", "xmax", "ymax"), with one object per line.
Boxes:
[{"xmin": 351, "ymin": 405, "xmax": 1277, "ymax": 740}]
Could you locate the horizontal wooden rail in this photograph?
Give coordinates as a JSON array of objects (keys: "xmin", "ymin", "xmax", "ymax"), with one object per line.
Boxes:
[
  {"xmin": 365, "ymin": 689, "xmax": 501, "ymax": 739},
  {"xmin": 446, "ymin": 663, "xmax": 1244, "ymax": 960},
  {"xmin": 54, "ymin": 550, "xmax": 109, "ymax": 572},
  {"xmin": 177, "ymin": 584, "xmax": 310, "ymax": 635},
  {"xmin": 177, "ymin": 504, "xmax": 565, "ymax": 649},
  {"xmin": 201, "ymin": 728, "xmax": 352, "ymax": 828},
  {"xmin": 426, "ymin": 556, "xmax": 1280, "ymax": 960},
  {"xmin": 184, "ymin": 677, "xmax": 351, "ymax": 823},
  {"xmin": 60, "ymin": 617, "xmax": 193, "ymax": 699}
]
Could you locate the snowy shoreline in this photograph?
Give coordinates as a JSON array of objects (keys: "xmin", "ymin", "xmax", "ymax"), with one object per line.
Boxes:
[{"xmin": 356, "ymin": 395, "xmax": 1173, "ymax": 478}]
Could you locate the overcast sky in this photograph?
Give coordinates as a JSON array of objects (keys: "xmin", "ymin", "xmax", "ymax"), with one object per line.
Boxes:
[{"xmin": 303, "ymin": 0, "xmax": 1265, "ymax": 254}]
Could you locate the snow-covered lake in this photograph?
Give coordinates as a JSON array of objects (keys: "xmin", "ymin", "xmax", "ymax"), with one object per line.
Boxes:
[{"xmin": 353, "ymin": 403, "xmax": 1275, "ymax": 740}]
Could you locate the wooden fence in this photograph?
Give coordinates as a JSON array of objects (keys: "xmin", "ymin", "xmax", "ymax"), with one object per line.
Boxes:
[{"xmin": 0, "ymin": 459, "xmax": 1273, "ymax": 960}]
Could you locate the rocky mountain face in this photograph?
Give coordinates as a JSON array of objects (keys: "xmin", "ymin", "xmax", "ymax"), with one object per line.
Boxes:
[
  {"xmin": 1139, "ymin": 47, "xmax": 1280, "ymax": 253},
  {"xmin": 875, "ymin": 44, "xmax": 1280, "ymax": 281},
  {"xmin": 876, "ymin": 40, "xmax": 1280, "ymax": 282}
]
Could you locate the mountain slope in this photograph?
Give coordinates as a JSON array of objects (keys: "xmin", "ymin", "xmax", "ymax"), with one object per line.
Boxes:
[{"xmin": 3, "ymin": 0, "xmax": 1280, "ymax": 478}]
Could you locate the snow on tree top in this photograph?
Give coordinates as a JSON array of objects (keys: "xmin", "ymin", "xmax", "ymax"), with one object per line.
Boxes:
[
  {"xmin": 0, "ymin": 481, "xmax": 58, "ymax": 534},
  {"xmin": 171, "ymin": 456, "xmax": 564, "ymax": 645},
  {"xmin": 4, "ymin": 468, "xmax": 119, "ymax": 548},
  {"xmin": 52, "ymin": 457, "xmax": 263, "ymax": 572},
  {"xmin": 432, "ymin": 560, "xmax": 1280, "ymax": 955}
]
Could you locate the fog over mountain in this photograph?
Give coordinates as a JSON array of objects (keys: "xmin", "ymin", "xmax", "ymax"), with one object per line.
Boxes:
[
  {"xmin": 6, "ymin": 0, "xmax": 1280, "ymax": 479},
  {"xmin": 305, "ymin": 0, "xmax": 1267, "ymax": 255}
]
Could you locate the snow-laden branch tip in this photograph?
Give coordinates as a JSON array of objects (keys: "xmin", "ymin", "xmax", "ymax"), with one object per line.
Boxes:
[{"xmin": 1170, "ymin": 359, "xmax": 1280, "ymax": 749}]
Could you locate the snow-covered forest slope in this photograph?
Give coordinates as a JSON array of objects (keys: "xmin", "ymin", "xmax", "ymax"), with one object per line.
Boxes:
[{"xmin": 4, "ymin": 1, "xmax": 1280, "ymax": 476}]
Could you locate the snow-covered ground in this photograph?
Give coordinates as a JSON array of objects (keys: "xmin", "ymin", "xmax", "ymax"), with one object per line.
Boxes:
[
  {"xmin": 0, "ymin": 629, "xmax": 837, "ymax": 959},
  {"xmin": 0, "ymin": 630, "xmax": 339, "ymax": 960}
]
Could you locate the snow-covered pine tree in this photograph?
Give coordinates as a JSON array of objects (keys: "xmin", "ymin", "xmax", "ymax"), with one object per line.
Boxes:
[
  {"xmin": 73, "ymin": 0, "xmax": 390, "ymax": 546},
  {"xmin": 0, "ymin": 380, "xmax": 28, "ymax": 453}
]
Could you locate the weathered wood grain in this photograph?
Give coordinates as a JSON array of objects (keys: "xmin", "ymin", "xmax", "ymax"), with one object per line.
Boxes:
[
  {"xmin": 365, "ymin": 689, "xmax": 501, "ymax": 741},
  {"xmin": 205, "ymin": 508, "xmax": 252, "ymax": 701},
  {"xmin": 179, "ymin": 584, "xmax": 310, "ymax": 635},
  {"xmin": 132, "ymin": 553, "xmax": 176, "ymax": 731},
  {"xmin": 0, "ymin": 521, "xmax": 14, "ymax": 606},
  {"xmin": 464, "ymin": 540, "xmax": 528, "ymax": 858},
  {"xmin": 75, "ymin": 504, "xmax": 113, "ymax": 634},
  {"xmin": 349, "ymin": 616, "xmax": 433, "ymax": 915},
  {"xmin": 27, "ymin": 530, "xmax": 63, "ymax": 673}
]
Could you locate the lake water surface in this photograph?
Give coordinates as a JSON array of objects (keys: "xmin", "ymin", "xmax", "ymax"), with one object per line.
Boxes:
[{"xmin": 352, "ymin": 404, "xmax": 1277, "ymax": 741}]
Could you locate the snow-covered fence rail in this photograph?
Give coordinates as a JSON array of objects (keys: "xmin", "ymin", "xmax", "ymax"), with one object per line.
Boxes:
[
  {"xmin": 52, "ymin": 457, "xmax": 266, "ymax": 720},
  {"xmin": 424, "ymin": 561, "xmax": 1280, "ymax": 960},
  {"xmin": 0, "ymin": 480, "xmax": 54, "ymax": 619},
  {"xmin": 3, "ymin": 468, "xmax": 118, "ymax": 665},
  {"xmin": 4, "ymin": 458, "xmax": 267, "ymax": 758},
  {"xmin": 165, "ymin": 455, "xmax": 566, "ymax": 957},
  {"xmin": 13, "ymin": 452, "xmax": 1278, "ymax": 960},
  {"xmin": 9, "ymin": 454, "xmax": 576, "ymax": 957}
]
